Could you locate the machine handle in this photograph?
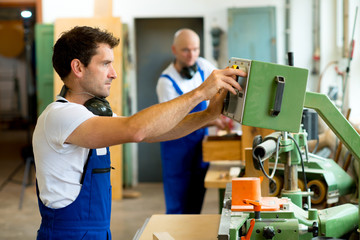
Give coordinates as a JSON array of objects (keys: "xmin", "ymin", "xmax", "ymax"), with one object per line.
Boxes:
[
  {"xmin": 243, "ymin": 199, "xmax": 261, "ymax": 212},
  {"xmin": 243, "ymin": 199, "xmax": 262, "ymax": 220},
  {"xmin": 270, "ymin": 76, "xmax": 285, "ymax": 117},
  {"xmin": 241, "ymin": 219, "xmax": 256, "ymax": 240}
]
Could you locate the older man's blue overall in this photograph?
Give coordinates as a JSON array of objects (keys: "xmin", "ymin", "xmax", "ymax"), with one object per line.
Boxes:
[
  {"xmin": 36, "ymin": 148, "xmax": 112, "ymax": 239},
  {"xmin": 160, "ymin": 65, "xmax": 209, "ymax": 214}
]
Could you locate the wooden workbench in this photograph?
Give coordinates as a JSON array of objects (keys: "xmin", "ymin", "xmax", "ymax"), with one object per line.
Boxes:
[
  {"xmin": 134, "ymin": 214, "xmax": 221, "ymax": 240},
  {"xmin": 204, "ymin": 160, "xmax": 244, "ymax": 189},
  {"xmin": 204, "ymin": 149, "xmax": 270, "ymax": 213},
  {"xmin": 205, "ymin": 150, "xmax": 269, "ymax": 192}
]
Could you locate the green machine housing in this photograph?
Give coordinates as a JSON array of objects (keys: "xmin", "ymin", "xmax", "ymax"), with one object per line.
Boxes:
[
  {"xmin": 219, "ymin": 57, "xmax": 360, "ymax": 239},
  {"xmin": 223, "ymin": 58, "xmax": 308, "ymax": 133}
]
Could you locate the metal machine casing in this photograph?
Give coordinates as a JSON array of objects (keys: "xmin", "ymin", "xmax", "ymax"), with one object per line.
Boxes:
[{"xmin": 223, "ymin": 58, "xmax": 309, "ymax": 133}]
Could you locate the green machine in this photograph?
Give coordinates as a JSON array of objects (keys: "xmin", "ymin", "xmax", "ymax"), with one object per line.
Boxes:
[{"xmin": 219, "ymin": 57, "xmax": 360, "ymax": 239}]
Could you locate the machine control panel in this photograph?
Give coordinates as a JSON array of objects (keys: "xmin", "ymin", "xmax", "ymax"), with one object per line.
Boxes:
[{"xmin": 222, "ymin": 57, "xmax": 309, "ymax": 133}]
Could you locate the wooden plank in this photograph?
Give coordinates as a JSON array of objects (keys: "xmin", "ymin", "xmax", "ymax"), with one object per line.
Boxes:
[
  {"xmin": 54, "ymin": 17, "xmax": 123, "ymax": 200},
  {"xmin": 0, "ymin": 0, "xmax": 35, "ymax": 6},
  {"xmin": 204, "ymin": 161, "xmax": 244, "ymax": 189},
  {"xmin": 202, "ymin": 135, "xmax": 242, "ymax": 161},
  {"xmin": 153, "ymin": 232, "xmax": 175, "ymax": 240},
  {"xmin": 241, "ymin": 126, "xmax": 274, "ymax": 160},
  {"xmin": 36, "ymin": 0, "xmax": 42, "ymax": 23},
  {"xmin": 139, "ymin": 215, "xmax": 220, "ymax": 240}
]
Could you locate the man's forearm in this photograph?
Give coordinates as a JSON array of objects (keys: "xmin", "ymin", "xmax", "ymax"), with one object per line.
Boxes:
[
  {"xmin": 128, "ymin": 88, "xmax": 204, "ymax": 141},
  {"xmin": 144, "ymin": 110, "xmax": 212, "ymax": 142}
]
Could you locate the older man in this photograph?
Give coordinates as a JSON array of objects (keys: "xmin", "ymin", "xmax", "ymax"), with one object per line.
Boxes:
[{"xmin": 156, "ymin": 28, "xmax": 226, "ymax": 214}]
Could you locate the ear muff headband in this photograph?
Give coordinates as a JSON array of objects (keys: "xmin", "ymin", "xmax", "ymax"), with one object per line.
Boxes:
[
  {"xmin": 180, "ymin": 64, "xmax": 198, "ymax": 79},
  {"xmin": 59, "ymin": 85, "xmax": 113, "ymax": 117},
  {"xmin": 84, "ymin": 97, "xmax": 113, "ymax": 117}
]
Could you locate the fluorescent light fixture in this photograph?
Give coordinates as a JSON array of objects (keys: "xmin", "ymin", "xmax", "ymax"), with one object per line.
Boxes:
[{"xmin": 21, "ymin": 10, "xmax": 32, "ymax": 19}]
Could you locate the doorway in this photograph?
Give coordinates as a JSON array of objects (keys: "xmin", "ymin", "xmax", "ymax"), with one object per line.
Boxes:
[
  {"xmin": 0, "ymin": 5, "xmax": 37, "ymax": 129},
  {"xmin": 135, "ymin": 18, "xmax": 204, "ymax": 182}
]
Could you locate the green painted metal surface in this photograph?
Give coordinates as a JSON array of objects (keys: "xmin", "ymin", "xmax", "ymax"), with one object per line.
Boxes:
[
  {"xmin": 269, "ymin": 153, "xmax": 355, "ymax": 204},
  {"xmin": 221, "ymin": 59, "xmax": 360, "ymax": 239},
  {"xmin": 249, "ymin": 219, "xmax": 299, "ymax": 240},
  {"xmin": 35, "ymin": 24, "xmax": 54, "ymax": 116},
  {"xmin": 229, "ymin": 215, "xmax": 248, "ymax": 240},
  {"xmin": 318, "ymin": 204, "xmax": 359, "ymax": 237},
  {"xmin": 304, "ymin": 92, "xmax": 360, "ymax": 162},
  {"xmin": 281, "ymin": 191, "xmax": 303, "ymax": 207},
  {"xmin": 309, "ymin": 154, "xmax": 355, "ymax": 195},
  {"xmin": 226, "ymin": 202, "xmax": 358, "ymax": 239},
  {"xmin": 242, "ymin": 60, "xmax": 308, "ymax": 133},
  {"xmin": 220, "ymin": 183, "xmax": 358, "ymax": 239}
]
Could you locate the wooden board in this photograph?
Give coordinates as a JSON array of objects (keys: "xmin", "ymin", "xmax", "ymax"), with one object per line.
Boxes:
[
  {"xmin": 54, "ymin": 17, "xmax": 123, "ymax": 200},
  {"xmin": 153, "ymin": 232, "xmax": 175, "ymax": 240},
  {"xmin": 204, "ymin": 160, "xmax": 244, "ymax": 189},
  {"xmin": 138, "ymin": 215, "xmax": 220, "ymax": 240},
  {"xmin": 202, "ymin": 135, "xmax": 242, "ymax": 161},
  {"xmin": 241, "ymin": 126, "xmax": 274, "ymax": 160}
]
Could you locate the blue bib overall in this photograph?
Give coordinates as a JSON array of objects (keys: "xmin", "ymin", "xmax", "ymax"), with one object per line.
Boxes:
[
  {"xmin": 36, "ymin": 148, "xmax": 112, "ymax": 240},
  {"xmin": 160, "ymin": 65, "xmax": 209, "ymax": 214}
]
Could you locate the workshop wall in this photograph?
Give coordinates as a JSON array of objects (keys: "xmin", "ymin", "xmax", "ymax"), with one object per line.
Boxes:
[
  {"xmin": 41, "ymin": 0, "xmax": 360, "ymax": 123},
  {"xmin": 40, "ymin": 0, "xmax": 360, "ymax": 183}
]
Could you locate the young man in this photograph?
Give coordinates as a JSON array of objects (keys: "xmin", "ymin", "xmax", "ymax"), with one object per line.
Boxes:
[
  {"xmin": 33, "ymin": 26, "xmax": 245, "ymax": 239},
  {"xmin": 156, "ymin": 28, "xmax": 224, "ymax": 214}
]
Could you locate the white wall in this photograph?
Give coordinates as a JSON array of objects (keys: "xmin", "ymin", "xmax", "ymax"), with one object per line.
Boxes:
[
  {"xmin": 41, "ymin": 0, "xmax": 360, "ymax": 121},
  {"xmin": 43, "ymin": 0, "xmax": 94, "ymax": 23},
  {"xmin": 112, "ymin": 0, "xmax": 286, "ymax": 66},
  {"xmin": 41, "ymin": 0, "xmax": 360, "ymax": 185},
  {"xmin": 348, "ymin": 0, "xmax": 360, "ymax": 124}
]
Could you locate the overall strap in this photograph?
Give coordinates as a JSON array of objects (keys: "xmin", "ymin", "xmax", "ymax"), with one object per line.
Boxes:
[
  {"xmin": 196, "ymin": 63, "xmax": 205, "ymax": 82},
  {"xmin": 160, "ymin": 63, "xmax": 204, "ymax": 96},
  {"xmin": 160, "ymin": 74, "xmax": 183, "ymax": 95}
]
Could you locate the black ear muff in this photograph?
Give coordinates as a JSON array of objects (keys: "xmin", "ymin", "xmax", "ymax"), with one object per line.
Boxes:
[
  {"xmin": 180, "ymin": 64, "xmax": 198, "ymax": 79},
  {"xmin": 84, "ymin": 97, "xmax": 113, "ymax": 117}
]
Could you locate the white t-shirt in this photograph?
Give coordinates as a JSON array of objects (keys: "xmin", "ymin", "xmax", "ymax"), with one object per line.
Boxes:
[
  {"xmin": 156, "ymin": 57, "xmax": 216, "ymax": 103},
  {"xmin": 33, "ymin": 96, "xmax": 95, "ymax": 209}
]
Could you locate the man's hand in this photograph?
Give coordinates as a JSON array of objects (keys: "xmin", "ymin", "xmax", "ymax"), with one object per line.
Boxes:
[
  {"xmin": 205, "ymin": 89, "xmax": 228, "ymax": 121},
  {"xmin": 196, "ymin": 68, "xmax": 246, "ymax": 101},
  {"xmin": 202, "ymin": 67, "xmax": 246, "ymax": 123}
]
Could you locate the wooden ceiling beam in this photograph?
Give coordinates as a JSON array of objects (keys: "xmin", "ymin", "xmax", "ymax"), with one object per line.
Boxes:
[{"xmin": 0, "ymin": 0, "xmax": 36, "ymax": 7}]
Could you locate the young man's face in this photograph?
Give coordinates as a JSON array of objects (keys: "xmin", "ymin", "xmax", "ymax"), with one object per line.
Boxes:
[{"xmin": 80, "ymin": 43, "xmax": 117, "ymax": 98}]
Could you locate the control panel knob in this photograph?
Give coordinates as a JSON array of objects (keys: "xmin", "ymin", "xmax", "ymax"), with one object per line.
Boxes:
[{"xmin": 263, "ymin": 226, "xmax": 275, "ymax": 239}]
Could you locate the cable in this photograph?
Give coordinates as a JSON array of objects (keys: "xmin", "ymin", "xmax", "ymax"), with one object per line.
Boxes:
[
  {"xmin": 341, "ymin": 6, "xmax": 358, "ymax": 113},
  {"xmin": 316, "ymin": 60, "xmax": 338, "ymax": 93},
  {"xmin": 311, "ymin": 136, "xmax": 319, "ymax": 154},
  {"xmin": 255, "ymin": 134, "xmax": 310, "ymax": 193},
  {"xmin": 256, "ymin": 135, "xmax": 281, "ymax": 180}
]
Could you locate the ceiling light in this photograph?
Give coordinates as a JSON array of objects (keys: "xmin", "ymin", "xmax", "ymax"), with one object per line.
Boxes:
[{"xmin": 21, "ymin": 10, "xmax": 32, "ymax": 19}]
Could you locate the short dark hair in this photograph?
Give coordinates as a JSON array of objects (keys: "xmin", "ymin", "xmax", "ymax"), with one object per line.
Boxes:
[{"xmin": 52, "ymin": 26, "xmax": 120, "ymax": 80}]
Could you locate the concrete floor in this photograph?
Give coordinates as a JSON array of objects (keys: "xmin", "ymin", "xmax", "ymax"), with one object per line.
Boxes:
[{"xmin": 0, "ymin": 129, "xmax": 219, "ymax": 240}]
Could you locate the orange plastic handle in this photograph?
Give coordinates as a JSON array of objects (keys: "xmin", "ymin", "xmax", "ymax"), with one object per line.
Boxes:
[
  {"xmin": 243, "ymin": 199, "xmax": 262, "ymax": 212},
  {"xmin": 241, "ymin": 218, "xmax": 256, "ymax": 240}
]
